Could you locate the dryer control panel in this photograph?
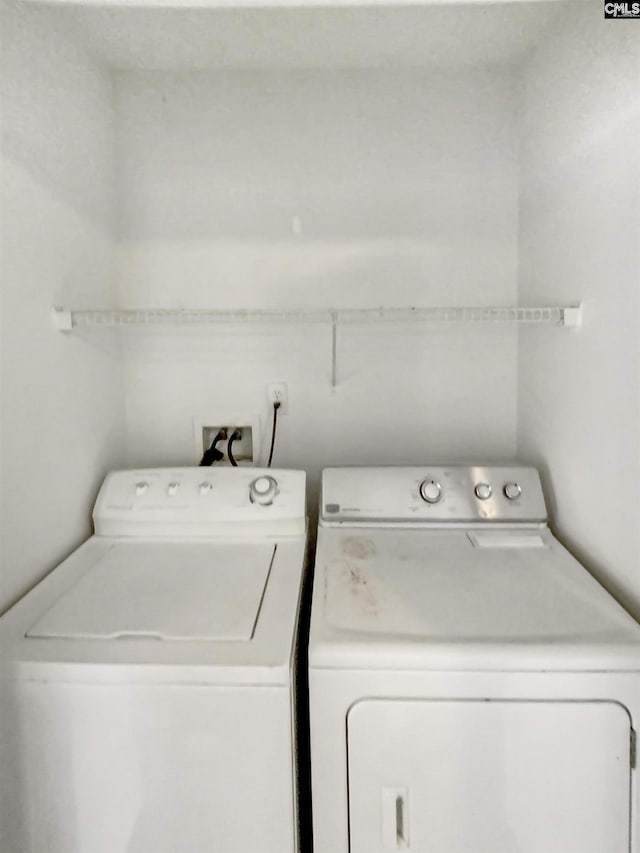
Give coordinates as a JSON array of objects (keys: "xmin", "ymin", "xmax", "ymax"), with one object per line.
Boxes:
[
  {"xmin": 321, "ymin": 466, "xmax": 546, "ymax": 526},
  {"xmin": 93, "ymin": 468, "xmax": 306, "ymax": 538}
]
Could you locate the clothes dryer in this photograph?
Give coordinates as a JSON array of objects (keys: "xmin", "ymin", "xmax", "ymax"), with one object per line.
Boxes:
[
  {"xmin": 309, "ymin": 465, "xmax": 640, "ymax": 853},
  {"xmin": 0, "ymin": 467, "xmax": 307, "ymax": 853}
]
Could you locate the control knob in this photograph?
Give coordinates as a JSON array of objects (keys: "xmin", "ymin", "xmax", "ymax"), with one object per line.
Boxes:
[
  {"xmin": 474, "ymin": 482, "xmax": 492, "ymax": 501},
  {"xmin": 503, "ymin": 481, "xmax": 522, "ymax": 501},
  {"xmin": 199, "ymin": 482, "xmax": 213, "ymax": 495},
  {"xmin": 249, "ymin": 475, "xmax": 279, "ymax": 506},
  {"xmin": 135, "ymin": 481, "xmax": 149, "ymax": 496},
  {"xmin": 167, "ymin": 482, "xmax": 180, "ymax": 497},
  {"xmin": 419, "ymin": 478, "xmax": 442, "ymax": 504}
]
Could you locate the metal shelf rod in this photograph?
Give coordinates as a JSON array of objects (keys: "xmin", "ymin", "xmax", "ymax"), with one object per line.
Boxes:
[
  {"xmin": 52, "ymin": 304, "xmax": 581, "ymax": 388},
  {"xmin": 52, "ymin": 304, "xmax": 581, "ymax": 332}
]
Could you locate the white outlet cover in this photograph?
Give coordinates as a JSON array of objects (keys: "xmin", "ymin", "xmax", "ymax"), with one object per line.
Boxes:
[{"xmin": 193, "ymin": 414, "xmax": 261, "ymax": 465}]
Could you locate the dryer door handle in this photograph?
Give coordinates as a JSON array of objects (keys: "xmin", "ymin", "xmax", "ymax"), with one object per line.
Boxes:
[{"xmin": 382, "ymin": 787, "xmax": 409, "ymax": 849}]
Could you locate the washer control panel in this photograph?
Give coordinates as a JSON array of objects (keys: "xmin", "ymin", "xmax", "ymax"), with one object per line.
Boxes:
[
  {"xmin": 322, "ymin": 466, "xmax": 546, "ymax": 525},
  {"xmin": 93, "ymin": 468, "xmax": 306, "ymax": 537}
]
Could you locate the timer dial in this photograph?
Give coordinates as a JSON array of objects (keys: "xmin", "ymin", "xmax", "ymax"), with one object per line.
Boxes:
[
  {"xmin": 419, "ymin": 478, "xmax": 442, "ymax": 504},
  {"xmin": 249, "ymin": 475, "xmax": 279, "ymax": 506}
]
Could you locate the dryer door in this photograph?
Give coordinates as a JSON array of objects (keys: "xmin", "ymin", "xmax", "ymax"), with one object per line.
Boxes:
[{"xmin": 347, "ymin": 699, "xmax": 631, "ymax": 853}]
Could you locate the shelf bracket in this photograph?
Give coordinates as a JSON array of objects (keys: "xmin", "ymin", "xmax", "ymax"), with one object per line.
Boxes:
[
  {"xmin": 331, "ymin": 311, "xmax": 338, "ymax": 390},
  {"xmin": 560, "ymin": 305, "xmax": 582, "ymax": 328},
  {"xmin": 51, "ymin": 307, "xmax": 73, "ymax": 332}
]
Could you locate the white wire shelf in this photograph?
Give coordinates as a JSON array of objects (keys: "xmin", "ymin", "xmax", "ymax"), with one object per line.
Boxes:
[
  {"xmin": 52, "ymin": 303, "xmax": 581, "ymax": 388},
  {"xmin": 52, "ymin": 304, "xmax": 581, "ymax": 331}
]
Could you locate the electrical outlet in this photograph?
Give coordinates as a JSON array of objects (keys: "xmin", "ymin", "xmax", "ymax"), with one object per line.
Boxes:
[
  {"xmin": 193, "ymin": 415, "xmax": 261, "ymax": 466},
  {"xmin": 267, "ymin": 382, "xmax": 289, "ymax": 414}
]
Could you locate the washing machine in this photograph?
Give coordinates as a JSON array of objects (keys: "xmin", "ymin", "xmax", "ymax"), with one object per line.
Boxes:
[
  {"xmin": 0, "ymin": 466, "xmax": 307, "ymax": 853},
  {"xmin": 308, "ymin": 465, "xmax": 640, "ymax": 853}
]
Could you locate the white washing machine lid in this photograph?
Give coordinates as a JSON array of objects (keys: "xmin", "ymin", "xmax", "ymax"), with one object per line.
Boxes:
[
  {"xmin": 310, "ymin": 527, "xmax": 640, "ymax": 670},
  {"xmin": 27, "ymin": 542, "xmax": 274, "ymax": 643}
]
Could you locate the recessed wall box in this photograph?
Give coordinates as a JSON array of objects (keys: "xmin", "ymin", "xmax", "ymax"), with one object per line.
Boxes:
[{"xmin": 193, "ymin": 415, "xmax": 261, "ymax": 467}]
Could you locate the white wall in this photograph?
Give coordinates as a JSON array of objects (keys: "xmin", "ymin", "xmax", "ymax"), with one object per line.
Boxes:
[
  {"xmin": 518, "ymin": 4, "xmax": 640, "ymax": 614},
  {"xmin": 0, "ymin": 0, "xmax": 126, "ymax": 613},
  {"xmin": 115, "ymin": 68, "xmax": 520, "ymax": 497},
  {"xmin": 2, "ymin": 0, "xmax": 636, "ymax": 619}
]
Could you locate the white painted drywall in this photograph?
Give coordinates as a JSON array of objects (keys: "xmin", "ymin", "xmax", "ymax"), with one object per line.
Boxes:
[
  {"xmin": 517, "ymin": 5, "xmax": 640, "ymax": 615},
  {"xmin": 0, "ymin": 0, "xmax": 126, "ymax": 613},
  {"xmin": 114, "ymin": 68, "xmax": 520, "ymax": 497},
  {"xmin": 2, "ymin": 0, "xmax": 636, "ymax": 619},
  {"xmin": 64, "ymin": 4, "xmax": 560, "ymax": 73}
]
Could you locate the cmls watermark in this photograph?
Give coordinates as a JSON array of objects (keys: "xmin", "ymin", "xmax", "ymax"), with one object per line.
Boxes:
[{"xmin": 605, "ymin": 1, "xmax": 640, "ymax": 17}]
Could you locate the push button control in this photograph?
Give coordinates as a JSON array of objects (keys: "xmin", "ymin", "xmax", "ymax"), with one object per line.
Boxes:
[
  {"xmin": 474, "ymin": 482, "xmax": 492, "ymax": 500},
  {"xmin": 504, "ymin": 482, "xmax": 522, "ymax": 500},
  {"xmin": 419, "ymin": 479, "xmax": 442, "ymax": 504}
]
